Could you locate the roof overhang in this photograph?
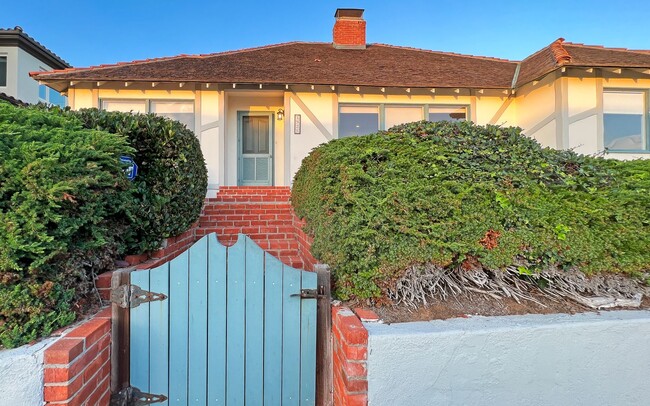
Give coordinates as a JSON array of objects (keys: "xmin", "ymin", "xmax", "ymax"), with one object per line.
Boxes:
[{"xmin": 0, "ymin": 30, "xmax": 70, "ymax": 70}]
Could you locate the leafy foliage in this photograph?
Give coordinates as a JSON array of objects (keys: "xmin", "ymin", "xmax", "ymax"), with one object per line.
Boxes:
[
  {"xmin": 292, "ymin": 120, "xmax": 650, "ymax": 300},
  {"xmin": 0, "ymin": 102, "xmax": 134, "ymax": 347},
  {"xmin": 72, "ymin": 108, "xmax": 208, "ymax": 253}
]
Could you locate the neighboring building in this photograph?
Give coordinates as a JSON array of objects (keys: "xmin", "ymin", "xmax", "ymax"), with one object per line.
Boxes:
[
  {"xmin": 32, "ymin": 9, "xmax": 650, "ymax": 195},
  {"xmin": 1, "ymin": 26, "xmax": 70, "ymax": 106}
]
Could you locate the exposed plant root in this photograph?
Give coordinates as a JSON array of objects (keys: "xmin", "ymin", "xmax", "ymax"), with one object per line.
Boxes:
[{"xmin": 388, "ymin": 264, "xmax": 649, "ymax": 310}]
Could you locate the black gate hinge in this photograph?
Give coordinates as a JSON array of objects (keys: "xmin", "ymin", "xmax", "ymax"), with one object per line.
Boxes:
[
  {"xmin": 110, "ymin": 386, "xmax": 167, "ymax": 406},
  {"xmin": 110, "ymin": 284, "xmax": 167, "ymax": 309}
]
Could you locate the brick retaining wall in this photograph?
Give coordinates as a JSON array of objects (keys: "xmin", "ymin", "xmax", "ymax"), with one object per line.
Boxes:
[
  {"xmin": 43, "ymin": 308, "xmax": 112, "ymax": 406},
  {"xmin": 332, "ymin": 307, "xmax": 379, "ymax": 406}
]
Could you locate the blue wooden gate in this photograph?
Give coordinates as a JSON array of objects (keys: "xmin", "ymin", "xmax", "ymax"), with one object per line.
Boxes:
[{"xmin": 119, "ymin": 233, "xmax": 318, "ymax": 405}]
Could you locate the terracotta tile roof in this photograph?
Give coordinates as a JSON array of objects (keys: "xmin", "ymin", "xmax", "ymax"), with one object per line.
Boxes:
[
  {"xmin": 31, "ymin": 42, "xmax": 519, "ymax": 89},
  {"xmin": 516, "ymin": 38, "xmax": 650, "ymax": 86}
]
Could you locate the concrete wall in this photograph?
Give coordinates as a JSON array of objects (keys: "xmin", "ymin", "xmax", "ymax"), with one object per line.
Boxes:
[
  {"xmin": 0, "ymin": 337, "xmax": 56, "ymax": 406},
  {"xmin": 366, "ymin": 310, "xmax": 650, "ymax": 406}
]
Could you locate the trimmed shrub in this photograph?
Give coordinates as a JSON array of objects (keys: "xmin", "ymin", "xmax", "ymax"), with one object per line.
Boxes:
[
  {"xmin": 72, "ymin": 109, "xmax": 208, "ymax": 253},
  {"xmin": 292, "ymin": 121, "xmax": 650, "ymax": 300},
  {"xmin": 0, "ymin": 102, "xmax": 134, "ymax": 347}
]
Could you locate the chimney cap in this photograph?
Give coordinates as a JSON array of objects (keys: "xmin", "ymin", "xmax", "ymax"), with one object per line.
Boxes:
[{"xmin": 334, "ymin": 8, "xmax": 364, "ymax": 19}]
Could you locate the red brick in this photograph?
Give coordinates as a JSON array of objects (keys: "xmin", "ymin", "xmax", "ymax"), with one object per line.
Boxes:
[
  {"xmin": 343, "ymin": 393, "xmax": 368, "ymax": 406},
  {"xmin": 124, "ymin": 253, "xmax": 149, "ymax": 265},
  {"xmin": 82, "ymin": 347, "xmax": 110, "ymax": 382},
  {"xmin": 95, "ymin": 272, "xmax": 112, "ymax": 289},
  {"xmin": 44, "ymin": 338, "xmax": 85, "ymax": 364},
  {"xmin": 67, "ymin": 318, "xmax": 110, "ymax": 348},
  {"xmin": 334, "ymin": 308, "xmax": 368, "ymax": 345},
  {"xmin": 44, "ymin": 374, "xmax": 83, "ymax": 402},
  {"xmin": 96, "ymin": 307, "xmax": 112, "ymax": 319}
]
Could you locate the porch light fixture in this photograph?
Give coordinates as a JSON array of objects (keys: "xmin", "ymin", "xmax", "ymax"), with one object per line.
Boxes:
[{"xmin": 277, "ymin": 108, "xmax": 285, "ymax": 121}]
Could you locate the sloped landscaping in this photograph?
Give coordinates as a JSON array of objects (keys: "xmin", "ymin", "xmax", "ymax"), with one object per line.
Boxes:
[{"xmin": 292, "ymin": 120, "xmax": 650, "ymax": 311}]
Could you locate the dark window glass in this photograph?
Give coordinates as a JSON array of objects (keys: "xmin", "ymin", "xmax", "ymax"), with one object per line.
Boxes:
[
  {"xmin": 0, "ymin": 56, "xmax": 6, "ymax": 87},
  {"xmin": 339, "ymin": 106, "xmax": 379, "ymax": 137},
  {"xmin": 428, "ymin": 106, "xmax": 467, "ymax": 122}
]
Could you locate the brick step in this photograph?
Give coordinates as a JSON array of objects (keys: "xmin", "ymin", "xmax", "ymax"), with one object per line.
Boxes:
[
  {"xmin": 203, "ymin": 202, "xmax": 293, "ymax": 209},
  {"xmin": 216, "ymin": 186, "xmax": 291, "ymax": 195},
  {"xmin": 210, "ymin": 195, "xmax": 291, "ymax": 203}
]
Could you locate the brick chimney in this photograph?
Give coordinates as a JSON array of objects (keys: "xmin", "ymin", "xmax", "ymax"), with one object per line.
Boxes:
[{"xmin": 333, "ymin": 8, "xmax": 366, "ymax": 49}]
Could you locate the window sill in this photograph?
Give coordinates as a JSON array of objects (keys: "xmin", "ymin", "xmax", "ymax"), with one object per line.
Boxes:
[{"xmin": 605, "ymin": 150, "xmax": 650, "ymax": 154}]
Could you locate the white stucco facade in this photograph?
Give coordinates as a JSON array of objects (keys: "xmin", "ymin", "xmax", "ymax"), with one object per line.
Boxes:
[{"xmin": 64, "ymin": 70, "xmax": 650, "ymax": 191}]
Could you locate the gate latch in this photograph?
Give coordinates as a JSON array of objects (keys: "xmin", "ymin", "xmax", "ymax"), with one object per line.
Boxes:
[
  {"xmin": 110, "ymin": 284, "xmax": 167, "ymax": 309},
  {"xmin": 291, "ymin": 286, "xmax": 325, "ymax": 299},
  {"xmin": 110, "ymin": 386, "xmax": 167, "ymax": 406}
]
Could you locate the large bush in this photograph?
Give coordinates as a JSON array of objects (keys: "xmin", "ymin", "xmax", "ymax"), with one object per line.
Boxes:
[
  {"xmin": 0, "ymin": 103, "xmax": 134, "ymax": 347},
  {"xmin": 73, "ymin": 109, "xmax": 208, "ymax": 253},
  {"xmin": 292, "ymin": 121, "xmax": 650, "ymax": 300}
]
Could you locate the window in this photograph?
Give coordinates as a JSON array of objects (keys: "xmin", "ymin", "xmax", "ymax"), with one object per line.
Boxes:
[
  {"xmin": 100, "ymin": 99, "xmax": 195, "ymax": 132},
  {"xmin": 38, "ymin": 84, "xmax": 67, "ymax": 108},
  {"xmin": 101, "ymin": 100, "xmax": 146, "ymax": 113},
  {"xmin": 428, "ymin": 106, "xmax": 467, "ymax": 122},
  {"xmin": 339, "ymin": 104, "xmax": 469, "ymax": 137},
  {"xmin": 385, "ymin": 106, "xmax": 423, "ymax": 129},
  {"xmin": 150, "ymin": 101, "xmax": 195, "ymax": 132},
  {"xmin": 0, "ymin": 56, "xmax": 6, "ymax": 87},
  {"xmin": 339, "ymin": 105, "xmax": 379, "ymax": 137},
  {"xmin": 603, "ymin": 90, "xmax": 647, "ymax": 151}
]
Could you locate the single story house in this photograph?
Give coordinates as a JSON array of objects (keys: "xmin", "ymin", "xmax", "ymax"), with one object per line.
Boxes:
[
  {"xmin": 32, "ymin": 8, "xmax": 650, "ymax": 195},
  {"xmin": 1, "ymin": 26, "xmax": 70, "ymax": 106}
]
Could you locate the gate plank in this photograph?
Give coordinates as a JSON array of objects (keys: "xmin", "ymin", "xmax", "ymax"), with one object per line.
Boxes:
[
  {"xmin": 300, "ymin": 271, "xmax": 318, "ymax": 405},
  {"xmin": 207, "ymin": 234, "xmax": 227, "ymax": 405},
  {"xmin": 245, "ymin": 238, "xmax": 265, "ymax": 406},
  {"xmin": 227, "ymin": 235, "xmax": 246, "ymax": 405},
  {"xmin": 188, "ymin": 236, "xmax": 209, "ymax": 404},
  {"xmin": 282, "ymin": 265, "xmax": 302, "ymax": 406},
  {"xmin": 169, "ymin": 250, "xmax": 190, "ymax": 405},
  {"xmin": 263, "ymin": 254, "xmax": 283, "ymax": 406},
  {"xmin": 130, "ymin": 268, "xmax": 150, "ymax": 393},
  {"xmin": 149, "ymin": 263, "xmax": 170, "ymax": 405}
]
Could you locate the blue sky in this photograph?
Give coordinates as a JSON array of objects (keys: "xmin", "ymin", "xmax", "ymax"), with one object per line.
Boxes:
[{"xmin": 3, "ymin": 0, "xmax": 650, "ymax": 68}]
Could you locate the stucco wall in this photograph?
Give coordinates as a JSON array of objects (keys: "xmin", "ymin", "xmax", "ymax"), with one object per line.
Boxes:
[
  {"xmin": 0, "ymin": 337, "xmax": 56, "ymax": 406},
  {"xmin": 366, "ymin": 310, "xmax": 650, "ymax": 406},
  {"xmin": 0, "ymin": 46, "xmax": 18, "ymax": 99}
]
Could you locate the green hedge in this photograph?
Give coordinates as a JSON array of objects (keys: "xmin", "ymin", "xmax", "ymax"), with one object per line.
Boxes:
[
  {"xmin": 0, "ymin": 103, "xmax": 134, "ymax": 347},
  {"xmin": 73, "ymin": 109, "xmax": 208, "ymax": 253},
  {"xmin": 292, "ymin": 121, "xmax": 650, "ymax": 300}
]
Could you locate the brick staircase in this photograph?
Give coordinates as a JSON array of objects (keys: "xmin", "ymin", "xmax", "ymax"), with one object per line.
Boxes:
[{"xmin": 197, "ymin": 186, "xmax": 304, "ymax": 268}]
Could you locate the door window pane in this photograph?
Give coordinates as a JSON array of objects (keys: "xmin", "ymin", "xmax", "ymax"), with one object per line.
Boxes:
[
  {"xmin": 102, "ymin": 100, "xmax": 146, "ymax": 113},
  {"xmin": 339, "ymin": 106, "xmax": 379, "ymax": 137},
  {"xmin": 604, "ymin": 91, "xmax": 646, "ymax": 151},
  {"xmin": 150, "ymin": 101, "xmax": 195, "ymax": 132},
  {"xmin": 384, "ymin": 106, "xmax": 423, "ymax": 129},
  {"xmin": 242, "ymin": 116, "xmax": 270, "ymax": 154},
  {"xmin": 429, "ymin": 106, "xmax": 467, "ymax": 122},
  {"xmin": 0, "ymin": 56, "xmax": 6, "ymax": 87}
]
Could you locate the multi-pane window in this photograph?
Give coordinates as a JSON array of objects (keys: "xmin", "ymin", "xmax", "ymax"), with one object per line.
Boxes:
[
  {"xmin": 339, "ymin": 104, "xmax": 468, "ymax": 137},
  {"xmin": 101, "ymin": 99, "xmax": 195, "ymax": 132},
  {"xmin": 603, "ymin": 90, "xmax": 647, "ymax": 151},
  {"xmin": 339, "ymin": 105, "xmax": 379, "ymax": 137},
  {"xmin": 0, "ymin": 56, "xmax": 6, "ymax": 87}
]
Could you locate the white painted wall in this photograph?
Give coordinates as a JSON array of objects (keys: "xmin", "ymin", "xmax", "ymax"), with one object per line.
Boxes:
[
  {"xmin": 0, "ymin": 337, "xmax": 56, "ymax": 406},
  {"xmin": 366, "ymin": 311, "xmax": 650, "ymax": 406},
  {"xmin": 0, "ymin": 46, "xmax": 62, "ymax": 104}
]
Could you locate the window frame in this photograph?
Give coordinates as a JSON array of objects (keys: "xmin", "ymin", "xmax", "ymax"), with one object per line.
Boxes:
[
  {"xmin": 338, "ymin": 103, "xmax": 470, "ymax": 138},
  {"xmin": 602, "ymin": 88, "xmax": 650, "ymax": 153},
  {"xmin": 99, "ymin": 98, "xmax": 196, "ymax": 131},
  {"xmin": 0, "ymin": 55, "xmax": 8, "ymax": 88}
]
